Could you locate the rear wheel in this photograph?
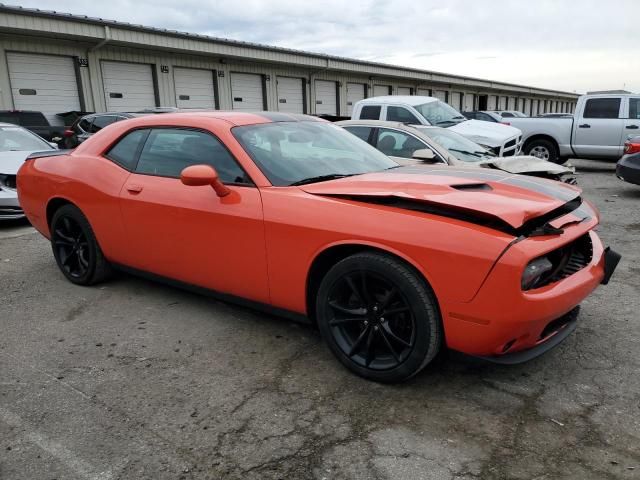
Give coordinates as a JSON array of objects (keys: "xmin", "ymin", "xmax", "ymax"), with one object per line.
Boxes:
[
  {"xmin": 50, "ymin": 204, "xmax": 111, "ymax": 285},
  {"xmin": 525, "ymin": 139, "xmax": 560, "ymax": 163},
  {"xmin": 316, "ymin": 252, "xmax": 442, "ymax": 383}
]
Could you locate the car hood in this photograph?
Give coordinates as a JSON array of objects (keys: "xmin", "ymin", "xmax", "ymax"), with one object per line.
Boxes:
[
  {"xmin": 449, "ymin": 120, "xmax": 521, "ymax": 147},
  {"xmin": 0, "ymin": 150, "xmax": 42, "ymax": 174},
  {"xmin": 477, "ymin": 155, "xmax": 575, "ymax": 175},
  {"xmin": 299, "ymin": 165, "xmax": 580, "ymax": 230}
]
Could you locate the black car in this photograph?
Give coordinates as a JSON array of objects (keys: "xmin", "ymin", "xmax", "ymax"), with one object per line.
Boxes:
[
  {"xmin": 616, "ymin": 136, "xmax": 640, "ymax": 185},
  {"xmin": 0, "ymin": 110, "xmax": 65, "ymax": 144},
  {"xmin": 62, "ymin": 112, "xmax": 139, "ymax": 148}
]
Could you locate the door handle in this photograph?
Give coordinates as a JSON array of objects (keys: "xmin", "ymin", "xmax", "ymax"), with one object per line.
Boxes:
[
  {"xmin": 125, "ymin": 184, "xmax": 143, "ymax": 193},
  {"xmin": 578, "ymin": 124, "xmax": 591, "ymax": 128},
  {"xmin": 626, "ymin": 125, "xmax": 639, "ymax": 129}
]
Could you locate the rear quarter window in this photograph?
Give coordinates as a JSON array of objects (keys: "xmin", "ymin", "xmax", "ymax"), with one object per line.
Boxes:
[
  {"xmin": 359, "ymin": 105, "xmax": 381, "ymax": 120},
  {"xmin": 17, "ymin": 112, "xmax": 49, "ymax": 126},
  {"xmin": 105, "ymin": 129, "xmax": 150, "ymax": 170}
]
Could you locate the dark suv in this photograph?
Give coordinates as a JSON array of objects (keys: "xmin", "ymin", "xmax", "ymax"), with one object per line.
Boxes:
[{"xmin": 0, "ymin": 110, "xmax": 65, "ymax": 144}]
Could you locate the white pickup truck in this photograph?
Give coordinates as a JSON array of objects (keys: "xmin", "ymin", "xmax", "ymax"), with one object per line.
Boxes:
[
  {"xmin": 351, "ymin": 96, "xmax": 523, "ymax": 157},
  {"xmin": 504, "ymin": 93, "xmax": 640, "ymax": 163}
]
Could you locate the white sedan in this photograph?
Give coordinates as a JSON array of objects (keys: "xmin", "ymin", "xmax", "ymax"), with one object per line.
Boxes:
[{"xmin": 0, "ymin": 123, "xmax": 56, "ymax": 219}]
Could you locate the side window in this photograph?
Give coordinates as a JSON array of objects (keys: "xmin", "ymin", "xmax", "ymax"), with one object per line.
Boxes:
[
  {"xmin": 583, "ymin": 98, "xmax": 621, "ymax": 119},
  {"xmin": 501, "ymin": 112, "xmax": 514, "ymax": 117},
  {"xmin": 89, "ymin": 115, "xmax": 119, "ymax": 133},
  {"xmin": 376, "ymin": 128, "xmax": 427, "ymax": 159},
  {"xmin": 629, "ymin": 99, "xmax": 640, "ymax": 120},
  {"xmin": 359, "ymin": 105, "xmax": 381, "ymax": 120},
  {"xmin": 387, "ymin": 106, "xmax": 421, "ymax": 124},
  {"xmin": 477, "ymin": 113, "xmax": 495, "ymax": 122},
  {"xmin": 18, "ymin": 112, "xmax": 48, "ymax": 126},
  {"xmin": 78, "ymin": 118, "xmax": 92, "ymax": 132},
  {"xmin": 342, "ymin": 126, "xmax": 373, "ymax": 143},
  {"xmin": 135, "ymin": 128, "xmax": 248, "ymax": 184},
  {"xmin": 106, "ymin": 129, "xmax": 149, "ymax": 170}
]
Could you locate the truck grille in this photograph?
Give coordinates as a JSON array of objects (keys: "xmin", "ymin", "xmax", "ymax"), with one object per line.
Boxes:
[
  {"xmin": 0, "ymin": 174, "xmax": 17, "ymax": 189},
  {"xmin": 500, "ymin": 136, "xmax": 521, "ymax": 157}
]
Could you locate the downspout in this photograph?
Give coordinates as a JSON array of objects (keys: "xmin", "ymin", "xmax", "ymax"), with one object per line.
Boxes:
[{"xmin": 86, "ymin": 26, "xmax": 111, "ymax": 113}]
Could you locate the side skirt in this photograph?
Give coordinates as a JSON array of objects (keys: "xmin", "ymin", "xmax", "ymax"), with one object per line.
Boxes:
[{"xmin": 112, "ymin": 263, "xmax": 312, "ymax": 325}]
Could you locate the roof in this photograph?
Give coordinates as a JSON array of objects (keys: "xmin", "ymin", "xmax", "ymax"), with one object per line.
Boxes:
[
  {"xmin": 120, "ymin": 111, "xmax": 325, "ymax": 127},
  {"xmin": 0, "ymin": 3, "xmax": 579, "ymax": 98},
  {"xmin": 357, "ymin": 96, "xmax": 438, "ymax": 106}
]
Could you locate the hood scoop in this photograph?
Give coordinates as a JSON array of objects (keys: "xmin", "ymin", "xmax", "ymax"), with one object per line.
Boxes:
[{"xmin": 451, "ymin": 183, "xmax": 493, "ymax": 192}]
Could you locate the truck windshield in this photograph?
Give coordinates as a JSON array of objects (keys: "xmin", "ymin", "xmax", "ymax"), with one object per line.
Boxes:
[
  {"xmin": 414, "ymin": 101, "xmax": 466, "ymax": 127},
  {"xmin": 0, "ymin": 126, "xmax": 52, "ymax": 152},
  {"xmin": 417, "ymin": 127, "xmax": 494, "ymax": 163}
]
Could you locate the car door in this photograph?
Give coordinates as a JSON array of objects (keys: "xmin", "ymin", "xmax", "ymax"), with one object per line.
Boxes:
[
  {"xmin": 573, "ymin": 97, "xmax": 624, "ymax": 157},
  {"xmin": 117, "ymin": 127, "xmax": 270, "ymax": 303},
  {"xmin": 624, "ymin": 97, "xmax": 640, "ymax": 141}
]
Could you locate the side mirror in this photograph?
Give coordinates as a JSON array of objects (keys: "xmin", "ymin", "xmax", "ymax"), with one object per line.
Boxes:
[
  {"xmin": 412, "ymin": 148, "xmax": 437, "ymax": 162},
  {"xmin": 180, "ymin": 164, "xmax": 230, "ymax": 197}
]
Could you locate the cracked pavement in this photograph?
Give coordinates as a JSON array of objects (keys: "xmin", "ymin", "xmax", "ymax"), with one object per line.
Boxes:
[{"xmin": 1, "ymin": 159, "xmax": 639, "ymax": 479}]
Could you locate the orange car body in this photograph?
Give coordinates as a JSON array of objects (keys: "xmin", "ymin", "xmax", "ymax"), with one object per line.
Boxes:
[{"xmin": 17, "ymin": 112, "xmax": 612, "ymax": 359}]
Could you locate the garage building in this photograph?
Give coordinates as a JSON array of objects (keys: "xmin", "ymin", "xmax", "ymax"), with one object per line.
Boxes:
[{"xmin": 0, "ymin": 5, "xmax": 579, "ymax": 125}]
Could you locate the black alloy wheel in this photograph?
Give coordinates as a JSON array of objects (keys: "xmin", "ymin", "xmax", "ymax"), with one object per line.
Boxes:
[
  {"xmin": 50, "ymin": 204, "xmax": 111, "ymax": 285},
  {"xmin": 317, "ymin": 252, "xmax": 442, "ymax": 382}
]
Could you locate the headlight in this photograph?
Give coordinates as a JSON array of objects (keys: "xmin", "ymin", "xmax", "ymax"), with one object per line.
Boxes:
[{"xmin": 521, "ymin": 257, "xmax": 553, "ymax": 290}]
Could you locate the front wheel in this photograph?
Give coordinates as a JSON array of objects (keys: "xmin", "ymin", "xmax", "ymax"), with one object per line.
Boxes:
[
  {"xmin": 50, "ymin": 204, "xmax": 112, "ymax": 285},
  {"xmin": 316, "ymin": 252, "xmax": 442, "ymax": 383},
  {"xmin": 525, "ymin": 139, "xmax": 560, "ymax": 163}
]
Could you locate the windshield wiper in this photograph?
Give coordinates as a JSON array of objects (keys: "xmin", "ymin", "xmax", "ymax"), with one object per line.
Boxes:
[
  {"xmin": 289, "ymin": 173, "xmax": 355, "ymax": 186},
  {"xmin": 449, "ymin": 148, "xmax": 483, "ymax": 158}
]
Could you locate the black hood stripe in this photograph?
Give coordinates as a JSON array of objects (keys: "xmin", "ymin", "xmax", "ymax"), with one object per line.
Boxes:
[{"xmin": 388, "ymin": 166, "xmax": 578, "ymax": 202}]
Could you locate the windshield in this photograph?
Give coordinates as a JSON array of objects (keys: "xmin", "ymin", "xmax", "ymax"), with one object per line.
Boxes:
[
  {"xmin": 414, "ymin": 101, "xmax": 466, "ymax": 127},
  {"xmin": 232, "ymin": 121, "xmax": 398, "ymax": 186},
  {"xmin": 0, "ymin": 126, "xmax": 52, "ymax": 152},
  {"xmin": 417, "ymin": 127, "xmax": 493, "ymax": 163}
]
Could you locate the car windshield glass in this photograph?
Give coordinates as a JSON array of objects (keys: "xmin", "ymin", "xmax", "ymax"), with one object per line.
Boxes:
[
  {"xmin": 413, "ymin": 101, "xmax": 465, "ymax": 126},
  {"xmin": 0, "ymin": 126, "xmax": 51, "ymax": 152},
  {"xmin": 417, "ymin": 127, "xmax": 493, "ymax": 163},
  {"xmin": 232, "ymin": 121, "xmax": 398, "ymax": 186}
]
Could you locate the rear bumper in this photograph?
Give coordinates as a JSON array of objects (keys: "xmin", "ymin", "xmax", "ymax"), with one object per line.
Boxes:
[
  {"xmin": 442, "ymin": 231, "xmax": 619, "ymax": 360},
  {"xmin": 616, "ymin": 159, "xmax": 640, "ymax": 185}
]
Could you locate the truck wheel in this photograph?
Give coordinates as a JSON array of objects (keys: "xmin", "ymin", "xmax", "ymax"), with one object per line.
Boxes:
[{"xmin": 525, "ymin": 139, "xmax": 560, "ymax": 163}]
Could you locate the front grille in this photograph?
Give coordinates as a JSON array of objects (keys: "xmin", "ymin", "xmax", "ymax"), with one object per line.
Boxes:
[
  {"xmin": 536, "ymin": 234, "xmax": 593, "ymax": 288},
  {"xmin": 0, "ymin": 174, "xmax": 17, "ymax": 189},
  {"xmin": 505, "ymin": 138, "xmax": 517, "ymax": 149},
  {"xmin": 0, "ymin": 206, "xmax": 24, "ymax": 216}
]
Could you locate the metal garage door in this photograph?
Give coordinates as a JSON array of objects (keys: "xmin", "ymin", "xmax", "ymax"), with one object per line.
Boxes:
[
  {"xmin": 433, "ymin": 90, "xmax": 447, "ymax": 102},
  {"xmin": 373, "ymin": 85, "xmax": 391, "ymax": 96},
  {"xmin": 450, "ymin": 92, "xmax": 462, "ymax": 110},
  {"xmin": 524, "ymin": 98, "xmax": 531, "ymax": 115},
  {"xmin": 463, "ymin": 93, "xmax": 475, "ymax": 112},
  {"xmin": 498, "ymin": 96, "xmax": 507, "ymax": 110},
  {"xmin": 417, "ymin": 88, "xmax": 431, "ymax": 97},
  {"xmin": 231, "ymin": 73, "xmax": 264, "ymax": 111},
  {"xmin": 102, "ymin": 61, "xmax": 156, "ymax": 112},
  {"xmin": 315, "ymin": 80, "xmax": 337, "ymax": 116},
  {"xmin": 489, "ymin": 95, "xmax": 498, "ymax": 110},
  {"xmin": 174, "ymin": 67, "xmax": 216, "ymax": 109},
  {"xmin": 397, "ymin": 87, "xmax": 412, "ymax": 96},
  {"xmin": 7, "ymin": 52, "xmax": 81, "ymax": 125},
  {"xmin": 277, "ymin": 77, "xmax": 305, "ymax": 114},
  {"xmin": 346, "ymin": 83, "xmax": 365, "ymax": 116}
]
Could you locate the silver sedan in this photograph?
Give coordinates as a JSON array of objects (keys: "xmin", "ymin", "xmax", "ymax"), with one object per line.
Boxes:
[{"xmin": 0, "ymin": 123, "xmax": 56, "ymax": 219}]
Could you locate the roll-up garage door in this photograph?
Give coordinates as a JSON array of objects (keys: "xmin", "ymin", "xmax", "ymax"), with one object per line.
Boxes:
[
  {"xmin": 498, "ymin": 96, "xmax": 507, "ymax": 110},
  {"xmin": 433, "ymin": 90, "xmax": 447, "ymax": 102},
  {"xmin": 463, "ymin": 93, "xmax": 475, "ymax": 112},
  {"xmin": 417, "ymin": 88, "xmax": 431, "ymax": 97},
  {"xmin": 524, "ymin": 99, "xmax": 531, "ymax": 115},
  {"xmin": 315, "ymin": 80, "xmax": 337, "ymax": 116},
  {"xmin": 346, "ymin": 83, "xmax": 365, "ymax": 116},
  {"xmin": 174, "ymin": 67, "xmax": 216, "ymax": 109},
  {"xmin": 374, "ymin": 85, "xmax": 392, "ymax": 96},
  {"xmin": 102, "ymin": 61, "xmax": 156, "ymax": 112},
  {"xmin": 397, "ymin": 87, "xmax": 412, "ymax": 96},
  {"xmin": 450, "ymin": 92, "xmax": 462, "ymax": 110},
  {"xmin": 277, "ymin": 77, "xmax": 305, "ymax": 114},
  {"xmin": 531, "ymin": 99, "xmax": 539, "ymax": 116},
  {"xmin": 488, "ymin": 95, "xmax": 498, "ymax": 110},
  {"xmin": 231, "ymin": 73, "xmax": 265, "ymax": 111},
  {"xmin": 7, "ymin": 52, "xmax": 81, "ymax": 125}
]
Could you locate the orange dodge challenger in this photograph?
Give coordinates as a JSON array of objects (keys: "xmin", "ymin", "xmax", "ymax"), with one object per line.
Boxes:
[{"xmin": 17, "ymin": 112, "xmax": 620, "ymax": 382}]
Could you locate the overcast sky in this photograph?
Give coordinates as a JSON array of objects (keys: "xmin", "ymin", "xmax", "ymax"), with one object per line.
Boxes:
[{"xmin": 6, "ymin": 0, "xmax": 639, "ymax": 93}]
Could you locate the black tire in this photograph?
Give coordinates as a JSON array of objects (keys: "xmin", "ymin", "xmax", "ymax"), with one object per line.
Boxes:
[
  {"xmin": 50, "ymin": 204, "xmax": 112, "ymax": 285},
  {"xmin": 525, "ymin": 138, "xmax": 560, "ymax": 163},
  {"xmin": 316, "ymin": 252, "xmax": 442, "ymax": 383}
]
